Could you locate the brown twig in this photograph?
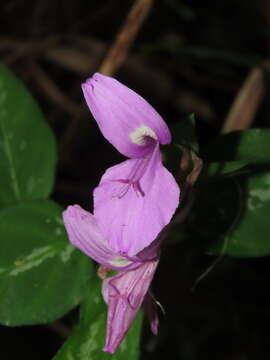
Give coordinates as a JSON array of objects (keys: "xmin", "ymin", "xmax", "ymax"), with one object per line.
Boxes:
[
  {"xmin": 59, "ymin": 0, "xmax": 155, "ymax": 164},
  {"xmin": 45, "ymin": 45, "xmax": 100, "ymax": 75},
  {"xmin": 99, "ymin": 0, "xmax": 154, "ymax": 76},
  {"xmin": 221, "ymin": 63, "xmax": 269, "ymax": 133},
  {"xmin": 1, "ymin": 37, "xmax": 59, "ymax": 64},
  {"xmin": 26, "ymin": 60, "xmax": 81, "ymax": 117}
]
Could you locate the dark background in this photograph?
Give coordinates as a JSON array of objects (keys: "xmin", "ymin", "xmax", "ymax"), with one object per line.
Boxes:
[{"xmin": 1, "ymin": 0, "xmax": 270, "ymax": 358}]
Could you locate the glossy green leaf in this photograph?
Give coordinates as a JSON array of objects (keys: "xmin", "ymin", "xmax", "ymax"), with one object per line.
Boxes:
[
  {"xmin": 205, "ymin": 129, "xmax": 270, "ymax": 164},
  {"xmin": 0, "ymin": 200, "xmax": 91, "ymax": 325},
  {"xmin": 188, "ymin": 177, "xmax": 240, "ymax": 250},
  {"xmin": 0, "ymin": 64, "xmax": 56, "ymax": 207},
  {"xmin": 204, "ymin": 161, "xmax": 248, "ymax": 178},
  {"xmin": 209, "ymin": 172, "xmax": 270, "ymax": 257},
  {"xmin": 54, "ymin": 275, "xmax": 142, "ymax": 360}
]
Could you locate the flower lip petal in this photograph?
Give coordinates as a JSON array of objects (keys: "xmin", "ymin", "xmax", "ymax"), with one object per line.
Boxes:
[
  {"xmin": 62, "ymin": 205, "xmax": 136, "ymax": 271},
  {"xmin": 82, "ymin": 73, "xmax": 171, "ymax": 159}
]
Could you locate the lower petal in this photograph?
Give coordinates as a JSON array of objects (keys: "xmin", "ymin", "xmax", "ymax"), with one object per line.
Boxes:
[
  {"xmin": 63, "ymin": 205, "xmax": 132, "ymax": 270},
  {"xmin": 102, "ymin": 259, "xmax": 159, "ymax": 353}
]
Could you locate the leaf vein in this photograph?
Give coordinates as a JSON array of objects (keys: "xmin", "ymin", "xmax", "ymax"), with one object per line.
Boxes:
[{"xmin": 0, "ymin": 120, "xmax": 21, "ymax": 200}]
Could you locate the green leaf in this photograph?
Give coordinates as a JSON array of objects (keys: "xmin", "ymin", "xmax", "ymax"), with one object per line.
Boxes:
[
  {"xmin": 204, "ymin": 161, "xmax": 248, "ymax": 178},
  {"xmin": 53, "ymin": 275, "xmax": 142, "ymax": 360},
  {"xmin": 171, "ymin": 114, "xmax": 199, "ymax": 153},
  {"xmin": 205, "ymin": 129, "xmax": 270, "ymax": 164},
  {"xmin": 0, "ymin": 200, "xmax": 91, "ymax": 325},
  {"xmin": 188, "ymin": 177, "xmax": 240, "ymax": 250},
  {"xmin": 0, "ymin": 64, "xmax": 56, "ymax": 207},
  {"xmin": 209, "ymin": 172, "xmax": 270, "ymax": 257}
]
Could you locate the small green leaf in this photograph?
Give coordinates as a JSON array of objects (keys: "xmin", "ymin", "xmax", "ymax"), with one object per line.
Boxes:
[
  {"xmin": 0, "ymin": 64, "xmax": 56, "ymax": 207},
  {"xmin": 0, "ymin": 200, "xmax": 91, "ymax": 325},
  {"xmin": 205, "ymin": 129, "xmax": 270, "ymax": 164},
  {"xmin": 186, "ymin": 177, "xmax": 240, "ymax": 252},
  {"xmin": 204, "ymin": 161, "xmax": 248, "ymax": 178},
  {"xmin": 171, "ymin": 114, "xmax": 199, "ymax": 153},
  {"xmin": 54, "ymin": 275, "xmax": 142, "ymax": 360},
  {"xmin": 210, "ymin": 172, "xmax": 270, "ymax": 257}
]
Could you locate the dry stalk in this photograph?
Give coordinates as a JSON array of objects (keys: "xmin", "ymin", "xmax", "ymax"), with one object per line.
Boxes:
[
  {"xmin": 59, "ymin": 0, "xmax": 155, "ymax": 163},
  {"xmin": 221, "ymin": 63, "xmax": 269, "ymax": 133},
  {"xmin": 99, "ymin": 0, "xmax": 154, "ymax": 76},
  {"xmin": 27, "ymin": 61, "xmax": 80, "ymax": 117}
]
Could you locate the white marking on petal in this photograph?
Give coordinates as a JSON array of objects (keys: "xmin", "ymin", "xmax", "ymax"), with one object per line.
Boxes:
[
  {"xmin": 109, "ymin": 256, "xmax": 132, "ymax": 267},
  {"xmin": 129, "ymin": 125, "xmax": 157, "ymax": 146}
]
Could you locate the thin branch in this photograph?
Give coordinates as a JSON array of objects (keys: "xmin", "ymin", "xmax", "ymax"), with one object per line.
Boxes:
[
  {"xmin": 221, "ymin": 63, "xmax": 268, "ymax": 133},
  {"xmin": 26, "ymin": 60, "xmax": 80, "ymax": 117},
  {"xmin": 2, "ymin": 37, "xmax": 59, "ymax": 64},
  {"xmin": 99, "ymin": 0, "xmax": 154, "ymax": 76},
  {"xmin": 59, "ymin": 0, "xmax": 155, "ymax": 162}
]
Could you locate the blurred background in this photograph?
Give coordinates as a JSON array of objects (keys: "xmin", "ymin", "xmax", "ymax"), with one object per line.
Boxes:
[{"xmin": 1, "ymin": 0, "xmax": 270, "ymax": 359}]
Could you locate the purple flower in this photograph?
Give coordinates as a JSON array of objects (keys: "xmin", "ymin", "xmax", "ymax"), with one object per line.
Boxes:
[
  {"xmin": 63, "ymin": 75, "xmax": 180, "ymax": 352},
  {"xmin": 63, "ymin": 205, "xmax": 159, "ymax": 354},
  {"xmin": 82, "ymin": 73, "xmax": 180, "ymax": 256}
]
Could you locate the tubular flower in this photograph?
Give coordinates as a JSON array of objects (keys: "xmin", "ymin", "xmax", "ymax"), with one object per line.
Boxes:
[
  {"xmin": 63, "ymin": 205, "xmax": 159, "ymax": 354},
  {"xmin": 82, "ymin": 73, "xmax": 180, "ymax": 256}
]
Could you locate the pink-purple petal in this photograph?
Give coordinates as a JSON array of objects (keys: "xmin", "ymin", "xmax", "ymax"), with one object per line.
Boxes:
[
  {"xmin": 63, "ymin": 205, "xmax": 132, "ymax": 270},
  {"xmin": 94, "ymin": 145, "xmax": 180, "ymax": 256},
  {"xmin": 102, "ymin": 260, "xmax": 159, "ymax": 353},
  {"xmin": 82, "ymin": 73, "xmax": 171, "ymax": 158}
]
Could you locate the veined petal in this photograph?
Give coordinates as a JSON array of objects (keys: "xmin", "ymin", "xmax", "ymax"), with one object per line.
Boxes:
[
  {"xmin": 102, "ymin": 260, "xmax": 159, "ymax": 353},
  {"xmin": 94, "ymin": 145, "xmax": 180, "ymax": 256},
  {"xmin": 82, "ymin": 73, "xmax": 171, "ymax": 158},
  {"xmin": 63, "ymin": 205, "xmax": 133, "ymax": 270}
]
